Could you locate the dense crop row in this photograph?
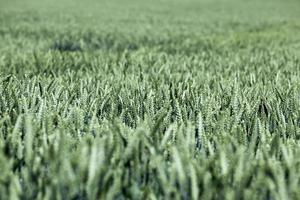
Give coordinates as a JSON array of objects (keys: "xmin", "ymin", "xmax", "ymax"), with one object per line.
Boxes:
[{"xmin": 1, "ymin": 0, "xmax": 300, "ymax": 199}]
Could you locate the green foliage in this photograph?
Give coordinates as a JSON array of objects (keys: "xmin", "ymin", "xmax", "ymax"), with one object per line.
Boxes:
[{"xmin": 1, "ymin": 0, "xmax": 300, "ymax": 199}]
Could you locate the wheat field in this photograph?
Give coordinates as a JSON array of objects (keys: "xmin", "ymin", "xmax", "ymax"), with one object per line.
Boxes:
[{"xmin": 1, "ymin": 0, "xmax": 300, "ymax": 199}]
